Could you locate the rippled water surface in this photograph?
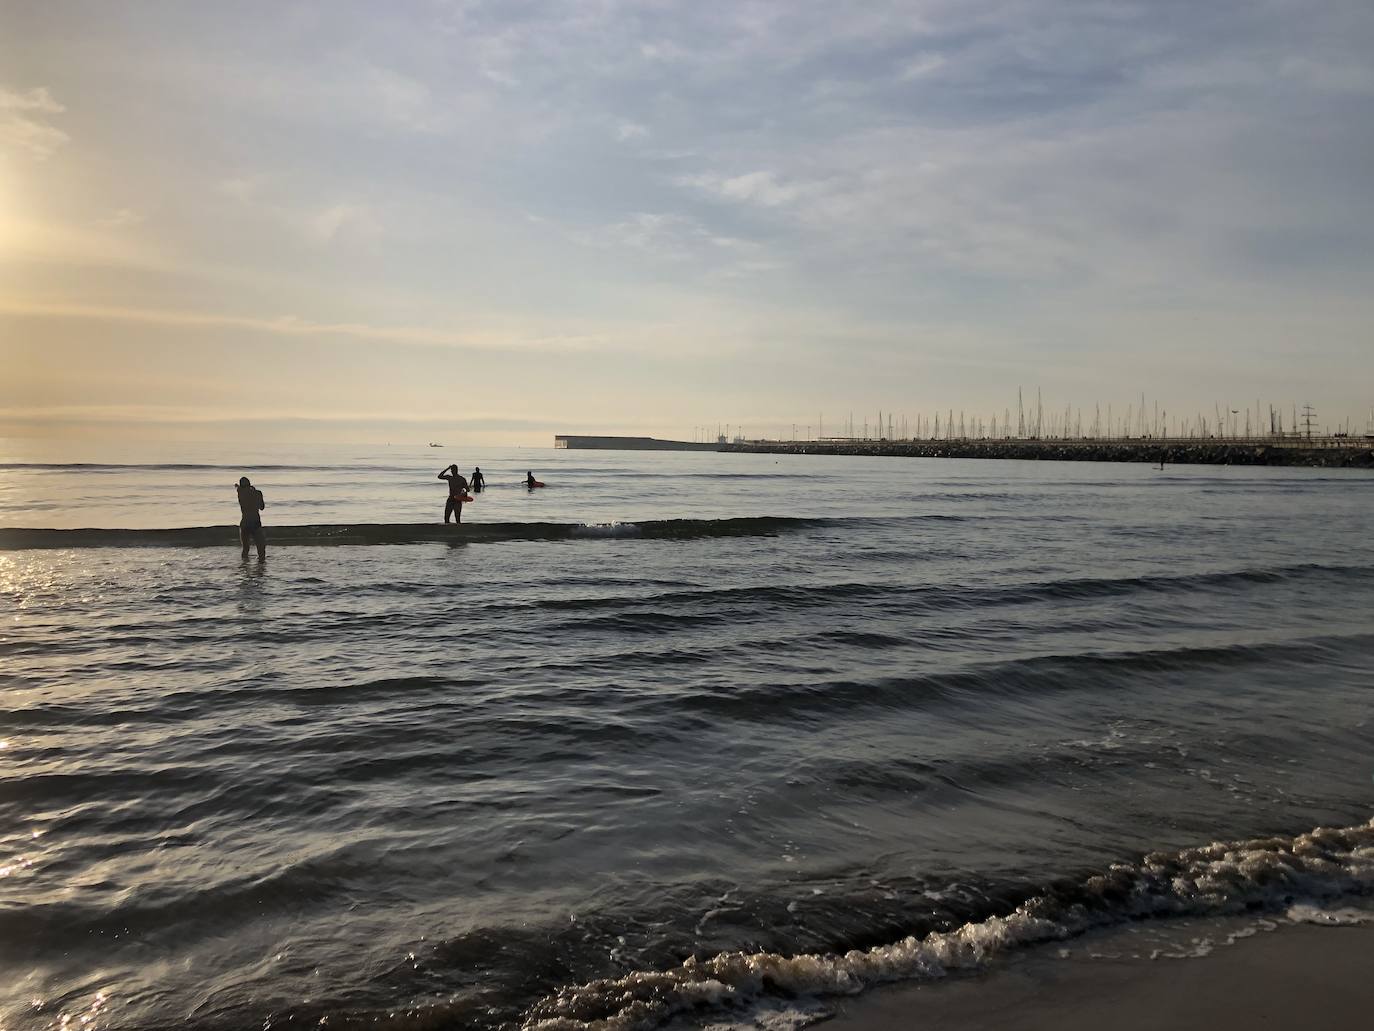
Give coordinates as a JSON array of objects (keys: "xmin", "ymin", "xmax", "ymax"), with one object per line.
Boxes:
[{"xmin": 2, "ymin": 441, "xmax": 1372, "ymax": 1030}]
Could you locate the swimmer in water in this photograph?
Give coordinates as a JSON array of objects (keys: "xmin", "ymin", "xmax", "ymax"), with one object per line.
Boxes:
[{"xmin": 236, "ymin": 476, "xmax": 266, "ymax": 560}]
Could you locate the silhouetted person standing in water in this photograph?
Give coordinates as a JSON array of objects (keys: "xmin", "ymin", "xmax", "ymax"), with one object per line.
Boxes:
[
  {"xmin": 470, "ymin": 467, "xmax": 485, "ymax": 493},
  {"xmin": 438, "ymin": 465, "xmax": 468, "ymax": 523},
  {"xmin": 236, "ymin": 476, "xmax": 266, "ymax": 560}
]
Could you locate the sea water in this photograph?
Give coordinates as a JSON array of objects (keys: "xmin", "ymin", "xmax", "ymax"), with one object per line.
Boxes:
[{"xmin": 2, "ymin": 440, "xmax": 1372, "ymax": 1030}]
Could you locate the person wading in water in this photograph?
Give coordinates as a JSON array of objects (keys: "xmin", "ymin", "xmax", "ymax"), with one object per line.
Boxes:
[
  {"xmin": 470, "ymin": 467, "xmax": 486, "ymax": 493},
  {"xmin": 438, "ymin": 465, "xmax": 469, "ymax": 523},
  {"xmin": 236, "ymin": 476, "xmax": 266, "ymax": 560}
]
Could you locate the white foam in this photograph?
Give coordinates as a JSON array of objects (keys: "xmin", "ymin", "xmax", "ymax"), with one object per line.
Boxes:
[
  {"xmin": 700, "ymin": 998, "xmax": 828, "ymax": 1031},
  {"xmin": 1285, "ymin": 902, "xmax": 1374, "ymax": 926},
  {"xmin": 522, "ymin": 817, "xmax": 1374, "ymax": 1031}
]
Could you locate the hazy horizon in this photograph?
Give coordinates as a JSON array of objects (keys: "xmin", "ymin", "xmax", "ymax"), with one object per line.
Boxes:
[{"xmin": 4, "ymin": 1, "xmax": 1373, "ymax": 445}]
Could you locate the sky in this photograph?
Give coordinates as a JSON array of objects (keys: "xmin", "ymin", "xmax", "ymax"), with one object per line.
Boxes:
[{"xmin": 2, "ymin": 0, "xmax": 1372, "ymax": 445}]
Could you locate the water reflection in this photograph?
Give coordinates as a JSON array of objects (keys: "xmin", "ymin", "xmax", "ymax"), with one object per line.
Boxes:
[{"xmin": 236, "ymin": 556, "xmax": 267, "ymax": 617}]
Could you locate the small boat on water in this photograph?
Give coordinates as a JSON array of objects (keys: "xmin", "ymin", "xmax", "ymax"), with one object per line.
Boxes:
[{"xmin": 428, "ymin": 442, "xmax": 444, "ymax": 448}]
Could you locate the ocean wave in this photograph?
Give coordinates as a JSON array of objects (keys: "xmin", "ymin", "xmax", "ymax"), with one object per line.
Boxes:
[
  {"xmin": 521, "ymin": 818, "xmax": 1374, "ymax": 1031},
  {"xmin": 663, "ymin": 632, "xmax": 1374, "ymax": 721},
  {"xmin": 482, "ymin": 562, "xmax": 1369, "ymax": 623},
  {"xmin": 965, "ymin": 562, "xmax": 1371, "ymax": 605},
  {"xmin": 0, "ymin": 517, "xmax": 830, "ymax": 549}
]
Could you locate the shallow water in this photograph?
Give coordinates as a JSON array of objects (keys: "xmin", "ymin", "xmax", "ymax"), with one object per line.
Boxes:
[{"xmin": 1, "ymin": 441, "xmax": 1372, "ymax": 1030}]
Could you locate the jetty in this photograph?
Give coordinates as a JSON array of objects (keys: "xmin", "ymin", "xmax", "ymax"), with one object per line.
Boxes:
[{"xmin": 720, "ymin": 436, "xmax": 1374, "ymax": 468}]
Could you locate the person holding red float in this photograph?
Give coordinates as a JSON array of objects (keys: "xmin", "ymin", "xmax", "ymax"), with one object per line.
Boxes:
[{"xmin": 438, "ymin": 465, "xmax": 471, "ymax": 523}]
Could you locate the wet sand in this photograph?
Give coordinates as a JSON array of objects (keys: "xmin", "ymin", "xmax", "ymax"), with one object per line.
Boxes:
[{"xmin": 823, "ymin": 919, "xmax": 1374, "ymax": 1031}]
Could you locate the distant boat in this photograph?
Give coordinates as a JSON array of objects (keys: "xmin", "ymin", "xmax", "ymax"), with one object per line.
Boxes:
[{"xmin": 428, "ymin": 442, "xmax": 444, "ymax": 448}]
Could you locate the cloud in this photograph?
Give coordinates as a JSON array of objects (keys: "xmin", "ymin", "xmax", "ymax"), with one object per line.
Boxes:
[
  {"xmin": 217, "ymin": 175, "xmax": 265, "ymax": 202},
  {"xmin": 615, "ymin": 120, "xmax": 649, "ymax": 141},
  {"xmin": 212, "ymin": 179, "xmax": 381, "ymax": 249},
  {"xmin": 0, "ymin": 86, "xmax": 69, "ymax": 158},
  {"xmin": 308, "ymin": 202, "xmax": 380, "ymax": 244},
  {"xmin": 896, "ymin": 53, "xmax": 947, "ymax": 81},
  {"xmin": 616, "ymin": 0, "xmax": 1374, "ymax": 304},
  {"xmin": 0, "ymin": 86, "xmax": 63, "ymax": 112},
  {"xmin": 602, "ymin": 212, "xmax": 714, "ymax": 255},
  {"xmin": 0, "ymin": 298, "xmax": 617, "ymax": 354},
  {"xmin": 0, "ymin": 215, "xmax": 171, "ymax": 271},
  {"xmin": 1278, "ymin": 56, "xmax": 1374, "ymax": 94},
  {"xmin": 0, "ymin": 404, "xmax": 565, "ymax": 433},
  {"xmin": 364, "ymin": 66, "xmax": 448, "ymax": 133},
  {"xmin": 570, "ymin": 212, "xmax": 778, "ymax": 277},
  {"xmin": 94, "ymin": 208, "xmax": 144, "ymax": 230},
  {"xmin": 678, "ymin": 170, "xmax": 815, "ymax": 208}
]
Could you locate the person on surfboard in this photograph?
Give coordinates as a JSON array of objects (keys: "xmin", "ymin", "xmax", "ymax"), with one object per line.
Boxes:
[
  {"xmin": 438, "ymin": 465, "xmax": 469, "ymax": 523},
  {"xmin": 470, "ymin": 467, "xmax": 486, "ymax": 493},
  {"xmin": 236, "ymin": 476, "xmax": 266, "ymax": 560},
  {"xmin": 526, "ymin": 470, "xmax": 538, "ymax": 489}
]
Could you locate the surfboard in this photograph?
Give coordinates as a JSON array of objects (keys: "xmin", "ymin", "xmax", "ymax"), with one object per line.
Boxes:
[{"xmin": 528, "ymin": 481, "xmax": 545, "ymax": 488}]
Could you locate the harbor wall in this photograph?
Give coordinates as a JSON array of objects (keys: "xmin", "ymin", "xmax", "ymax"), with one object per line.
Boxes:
[{"xmin": 721, "ymin": 439, "xmax": 1374, "ymax": 468}]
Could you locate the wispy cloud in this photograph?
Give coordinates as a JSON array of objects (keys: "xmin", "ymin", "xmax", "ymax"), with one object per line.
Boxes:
[
  {"xmin": 308, "ymin": 203, "xmax": 381, "ymax": 245},
  {"xmin": 565, "ymin": 211, "xmax": 780, "ymax": 279},
  {"xmin": 217, "ymin": 175, "xmax": 266, "ymax": 202},
  {"xmin": 0, "ymin": 298, "xmax": 618, "ymax": 354},
  {"xmin": 94, "ymin": 208, "xmax": 144, "ymax": 230},
  {"xmin": 0, "ymin": 86, "xmax": 69, "ymax": 158},
  {"xmin": 895, "ymin": 53, "xmax": 947, "ymax": 81},
  {"xmin": 0, "ymin": 215, "xmax": 171, "ymax": 271},
  {"xmin": 678, "ymin": 170, "xmax": 817, "ymax": 209},
  {"xmin": 0, "ymin": 404, "xmax": 567, "ymax": 433},
  {"xmin": 363, "ymin": 66, "xmax": 448, "ymax": 133},
  {"xmin": 603, "ymin": 213, "xmax": 737, "ymax": 255}
]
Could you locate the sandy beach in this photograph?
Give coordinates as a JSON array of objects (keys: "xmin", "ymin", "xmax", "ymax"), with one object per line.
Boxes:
[{"xmin": 823, "ymin": 916, "xmax": 1374, "ymax": 1031}]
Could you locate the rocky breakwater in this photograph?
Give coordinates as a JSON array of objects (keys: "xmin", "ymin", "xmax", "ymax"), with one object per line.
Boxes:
[{"xmin": 723, "ymin": 440, "xmax": 1374, "ymax": 468}]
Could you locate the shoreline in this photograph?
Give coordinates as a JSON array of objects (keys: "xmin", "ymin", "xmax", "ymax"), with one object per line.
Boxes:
[
  {"xmin": 721, "ymin": 439, "xmax": 1374, "ymax": 468},
  {"xmin": 820, "ymin": 916, "xmax": 1374, "ymax": 1031}
]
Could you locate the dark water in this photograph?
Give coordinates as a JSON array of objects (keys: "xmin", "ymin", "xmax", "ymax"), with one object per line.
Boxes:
[{"xmin": 2, "ymin": 445, "xmax": 1372, "ymax": 1030}]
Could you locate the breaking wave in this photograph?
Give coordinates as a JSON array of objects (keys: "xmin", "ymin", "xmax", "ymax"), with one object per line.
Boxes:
[
  {"xmin": 0, "ymin": 517, "xmax": 829, "ymax": 549},
  {"xmin": 521, "ymin": 818, "xmax": 1374, "ymax": 1031}
]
